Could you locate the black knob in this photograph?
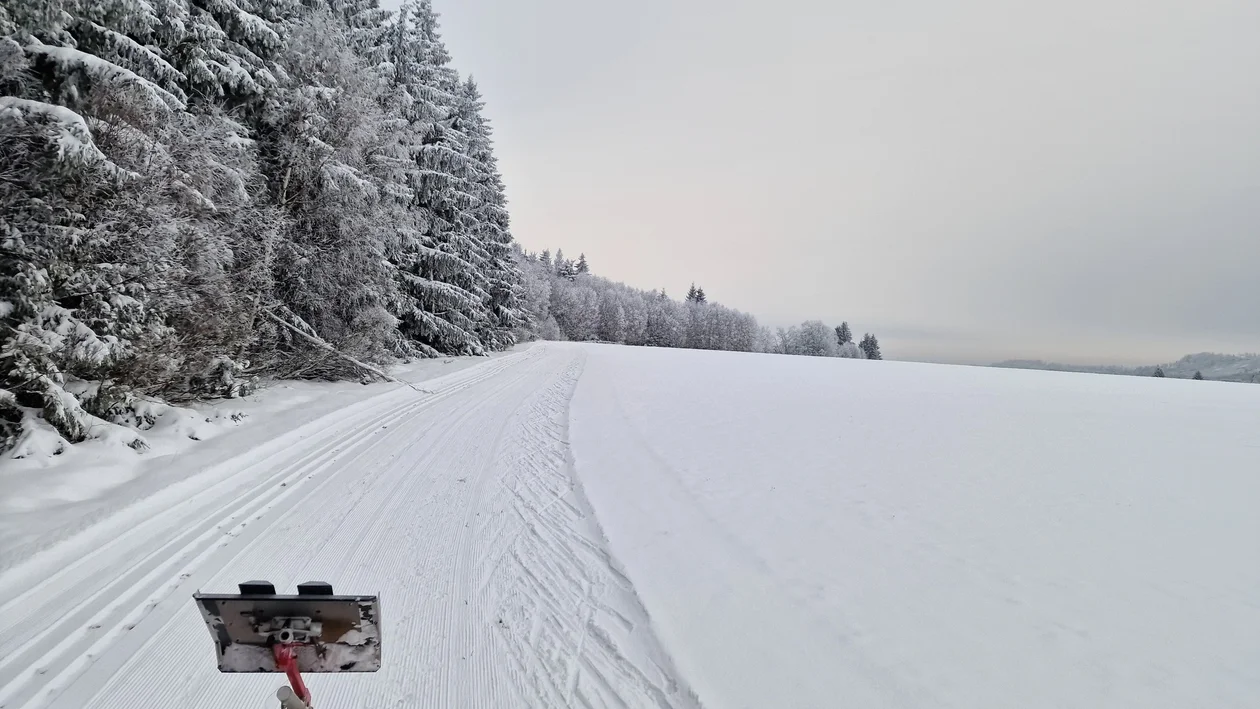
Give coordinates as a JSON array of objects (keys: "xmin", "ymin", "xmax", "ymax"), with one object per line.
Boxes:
[
  {"xmin": 239, "ymin": 580, "xmax": 276, "ymax": 596},
  {"xmin": 297, "ymin": 581, "xmax": 334, "ymax": 596}
]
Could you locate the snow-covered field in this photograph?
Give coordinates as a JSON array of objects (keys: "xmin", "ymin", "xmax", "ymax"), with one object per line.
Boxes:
[
  {"xmin": 2, "ymin": 342, "xmax": 1257, "ymax": 708},
  {"xmin": 571, "ymin": 345, "xmax": 1260, "ymax": 708}
]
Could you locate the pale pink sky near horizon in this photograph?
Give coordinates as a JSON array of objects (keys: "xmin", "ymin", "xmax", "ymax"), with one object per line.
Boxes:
[{"xmin": 399, "ymin": 0, "xmax": 1259, "ymax": 365}]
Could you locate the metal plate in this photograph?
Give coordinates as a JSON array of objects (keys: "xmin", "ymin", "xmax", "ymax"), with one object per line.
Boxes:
[{"xmin": 193, "ymin": 593, "xmax": 382, "ymax": 673}]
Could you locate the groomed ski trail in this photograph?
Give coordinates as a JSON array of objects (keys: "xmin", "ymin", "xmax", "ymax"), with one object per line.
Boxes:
[{"xmin": 0, "ymin": 344, "xmax": 699, "ymax": 709}]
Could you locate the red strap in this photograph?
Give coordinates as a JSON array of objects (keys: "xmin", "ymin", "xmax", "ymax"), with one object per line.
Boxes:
[{"xmin": 273, "ymin": 644, "xmax": 312, "ymax": 706}]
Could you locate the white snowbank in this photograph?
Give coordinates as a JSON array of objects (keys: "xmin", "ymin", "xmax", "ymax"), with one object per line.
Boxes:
[{"xmin": 568, "ymin": 344, "xmax": 1260, "ymax": 709}]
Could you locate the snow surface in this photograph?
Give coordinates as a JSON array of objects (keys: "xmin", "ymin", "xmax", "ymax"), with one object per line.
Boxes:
[
  {"xmin": 0, "ymin": 349, "xmax": 520, "ymax": 571},
  {"xmin": 2, "ymin": 342, "xmax": 1258, "ymax": 709},
  {"xmin": 570, "ymin": 344, "xmax": 1260, "ymax": 708},
  {"xmin": 0, "ymin": 345, "xmax": 695, "ymax": 709}
]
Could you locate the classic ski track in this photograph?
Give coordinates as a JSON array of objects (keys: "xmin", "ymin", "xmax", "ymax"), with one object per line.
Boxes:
[
  {"xmin": 0, "ymin": 348, "xmax": 541, "ymax": 709},
  {"xmin": 4, "ymin": 344, "xmax": 699, "ymax": 709},
  {"xmin": 0, "ymin": 349, "xmax": 530, "ymax": 610},
  {"xmin": 0, "ymin": 349, "xmax": 528, "ymax": 622}
]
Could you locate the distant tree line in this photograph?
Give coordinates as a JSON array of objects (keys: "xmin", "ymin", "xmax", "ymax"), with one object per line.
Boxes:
[
  {"xmin": 517, "ymin": 250, "xmax": 882, "ymax": 360},
  {"xmin": 1157, "ymin": 368, "xmax": 1205, "ymax": 380},
  {"xmin": 997, "ymin": 354, "xmax": 1254, "ymax": 382}
]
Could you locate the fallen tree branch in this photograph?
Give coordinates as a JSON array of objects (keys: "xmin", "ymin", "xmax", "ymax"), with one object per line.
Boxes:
[{"xmin": 261, "ymin": 309, "xmax": 433, "ymax": 395}]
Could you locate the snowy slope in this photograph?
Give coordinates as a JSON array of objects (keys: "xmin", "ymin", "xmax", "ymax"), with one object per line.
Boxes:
[
  {"xmin": 0, "ymin": 345, "xmax": 697, "ymax": 709},
  {"xmin": 4, "ymin": 342, "xmax": 1258, "ymax": 709},
  {"xmin": 569, "ymin": 344, "xmax": 1260, "ymax": 709}
]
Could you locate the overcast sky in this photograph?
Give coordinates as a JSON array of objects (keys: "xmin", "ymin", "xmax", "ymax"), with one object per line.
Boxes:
[{"xmin": 414, "ymin": 0, "xmax": 1257, "ymax": 364}]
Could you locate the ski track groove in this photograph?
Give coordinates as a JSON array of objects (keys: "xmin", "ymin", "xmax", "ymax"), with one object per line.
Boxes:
[{"xmin": 2, "ymin": 344, "xmax": 700, "ymax": 709}]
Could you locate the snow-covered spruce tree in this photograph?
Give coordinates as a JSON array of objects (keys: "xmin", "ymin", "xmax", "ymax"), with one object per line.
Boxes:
[
  {"xmin": 0, "ymin": 0, "xmax": 274, "ymax": 449},
  {"xmin": 261, "ymin": 9, "xmax": 404, "ymax": 376},
  {"xmin": 835, "ymin": 321, "xmax": 852, "ymax": 345},
  {"xmin": 382, "ymin": 0, "xmax": 490, "ymax": 356},
  {"xmin": 0, "ymin": 85, "xmax": 152, "ymax": 449},
  {"xmin": 180, "ymin": 0, "xmax": 292, "ymax": 110},
  {"xmin": 326, "ymin": 0, "xmax": 393, "ymax": 56},
  {"xmin": 456, "ymin": 77, "xmax": 525, "ymax": 349},
  {"xmin": 107, "ymin": 103, "xmax": 283, "ymax": 402},
  {"xmin": 553, "ymin": 249, "xmax": 578, "ymax": 281},
  {"xmin": 859, "ymin": 333, "xmax": 882, "ymax": 360},
  {"xmin": 150, "ymin": 0, "xmax": 291, "ymax": 396}
]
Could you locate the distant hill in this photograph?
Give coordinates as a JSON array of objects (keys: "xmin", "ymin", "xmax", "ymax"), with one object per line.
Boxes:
[{"xmin": 992, "ymin": 353, "xmax": 1260, "ymax": 383}]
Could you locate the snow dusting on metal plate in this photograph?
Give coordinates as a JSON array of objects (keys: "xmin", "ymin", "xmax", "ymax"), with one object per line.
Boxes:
[{"xmin": 193, "ymin": 593, "xmax": 382, "ymax": 673}]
